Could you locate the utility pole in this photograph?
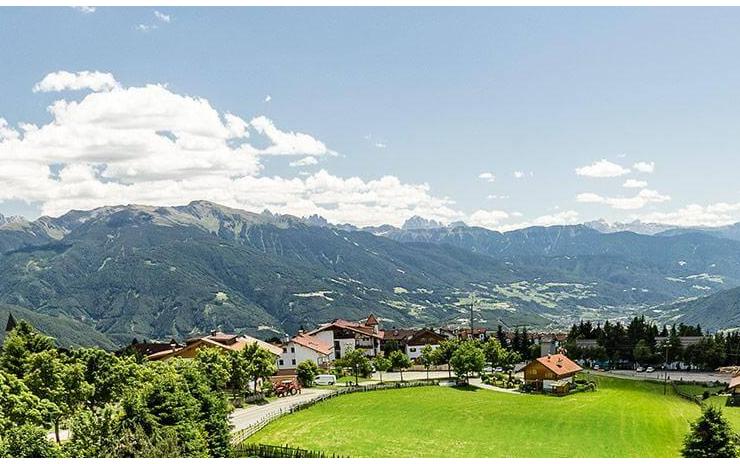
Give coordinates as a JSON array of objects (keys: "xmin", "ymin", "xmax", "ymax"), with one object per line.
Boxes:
[{"xmin": 663, "ymin": 341, "xmax": 672, "ymax": 395}]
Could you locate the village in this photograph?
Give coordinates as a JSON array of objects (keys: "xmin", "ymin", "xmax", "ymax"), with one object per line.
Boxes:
[
  {"xmin": 123, "ymin": 313, "xmax": 590, "ymax": 393},
  {"xmin": 121, "ymin": 312, "xmax": 740, "ymax": 399}
]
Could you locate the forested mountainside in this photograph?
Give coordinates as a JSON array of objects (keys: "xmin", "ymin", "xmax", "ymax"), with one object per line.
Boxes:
[{"xmin": 2, "ymin": 201, "xmax": 740, "ymax": 348}]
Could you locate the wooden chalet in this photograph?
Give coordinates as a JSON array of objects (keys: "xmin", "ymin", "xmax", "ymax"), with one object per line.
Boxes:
[{"xmin": 522, "ymin": 353, "xmax": 583, "ymax": 393}]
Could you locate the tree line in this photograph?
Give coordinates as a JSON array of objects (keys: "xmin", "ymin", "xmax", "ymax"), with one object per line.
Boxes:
[
  {"xmin": 0, "ymin": 319, "xmax": 278, "ymax": 457},
  {"xmin": 564, "ymin": 316, "xmax": 740, "ymax": 370},
  {"xmin": 331, "ymin": 336, "xmax": 522, "ymax": 385}
]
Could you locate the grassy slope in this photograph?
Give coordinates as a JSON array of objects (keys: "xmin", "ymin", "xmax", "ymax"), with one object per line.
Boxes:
[
  {"xmin": 704, "ymin": 395, "xmax": 740, "ymax": 430},
  {"xmin": 248, "ymin": 376, "xmax": 701, "ymax": 457}
]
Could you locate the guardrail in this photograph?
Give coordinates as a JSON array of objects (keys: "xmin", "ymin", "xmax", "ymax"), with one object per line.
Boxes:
[{"xmin": 231, "ymin": 379, "xmax": 440, "ymax": 445}]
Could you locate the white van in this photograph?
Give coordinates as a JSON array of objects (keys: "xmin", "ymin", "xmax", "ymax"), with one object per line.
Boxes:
[{"xmin": 314, "ymin": 374, "xmax": 336, "ymax": 386}]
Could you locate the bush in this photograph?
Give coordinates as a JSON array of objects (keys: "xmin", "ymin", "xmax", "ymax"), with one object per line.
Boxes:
[
  {"xmin": 261, "ymin": 381, "xmax": 274, "ymax": 397},
  {"xmin": 296, "ymin": 360, "xmax": 320, "ymax": 387},
  {"xmin": 702, "ymin": 390, "xmax": 711, "ymax": 400},
  {"xmin": 1, "ymin": 424, "xmax": 60, "ymax": 457}
]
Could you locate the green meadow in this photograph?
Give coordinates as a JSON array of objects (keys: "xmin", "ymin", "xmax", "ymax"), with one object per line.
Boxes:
[{"xmin": 247, "ymin": 376, "xmax": 721, "ymax": 457}]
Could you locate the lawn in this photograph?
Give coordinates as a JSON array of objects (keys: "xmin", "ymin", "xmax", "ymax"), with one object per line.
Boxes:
[{"xmin": 247, "ymin": 376, "xmax": 703, "ymax": 457}]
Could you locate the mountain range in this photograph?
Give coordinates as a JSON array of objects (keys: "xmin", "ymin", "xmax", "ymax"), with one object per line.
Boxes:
[{"xmin": 2, "ymin": 201, "xmax": 740, "ymax": 348}]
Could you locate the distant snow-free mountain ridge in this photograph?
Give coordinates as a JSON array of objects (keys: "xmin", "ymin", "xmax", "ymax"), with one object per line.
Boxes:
[{"xmin": 2, "ymin": 201, "xmax": 740, "ymax": 348}]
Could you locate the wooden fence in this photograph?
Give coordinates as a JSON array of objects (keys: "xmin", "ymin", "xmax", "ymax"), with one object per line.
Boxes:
[
  {"xmin": 670, "ymin": 381, "xmax": 703, "ymax": 405},
  {"xmin": 231, "ymin": 379, "xmax": 440, "ymax": 446},
  {"xmin": 232, "ymin": 442, "xmax": 348, "ymax": 458}
]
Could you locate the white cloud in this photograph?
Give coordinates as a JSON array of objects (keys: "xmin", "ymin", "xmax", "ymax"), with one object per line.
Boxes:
[
  {"xmin": 154, "ymin": 11, "xmax": 171, "ymax": 23},
  {"xmin": 33, "ymin": 71, "xmax": 119, "ymax": 93},
  {"xmin": 469, "ymin": 209, "xmax": 510, "ymax": 228},
  {"xmin": 264, "ymin": 95, "xmax": 272, "ymax": 103},
  {"xmin": 478, "ymin": 172, "xmax": 495, "ymax": 183},
  {"xmin": 487, "ymin": 194, "xmax": 509, "ymax": 200},
  {"xmin": 513, "ymin": 171, "xmax": 524, "ymax": 179},
  {"xmin": 0, "ymin": 71, "xmax": 464, "ymax": 227},
  {"xmin": 71, "ymin": 6, "xmax": 95, "ymax": 13},
  {"xmin": 623, "ymin": 179, "xmax": 648, "ymax": 189},
  {"xmin": 495, "ymin": 210, "xmax": 580, "ymax": 232},
  {"xmin": 575, "ymin": 159, "xmax": 630, "ymax": 178},
  {"xmin": 136, "ymin": 24, "xmax": 156, "ymax": 32},
  {"xmin": 576, "ymin": 189, "xmax": 670, "ymax": 210},
  {"xmin": 633, "ymin": 161, "xmax": 655, "ymax": 173},
  {"xmin": 374, "ymin": 142, "xmax": 387, "ymax": 149},
  {"xmin": 249, "ymin": 116, "xmax": 335, "ymax": 157},
  {"xmin": 289, "ymin": 156, "xmax": 318, "ymax": 167},
  {"xmin": 639, "ymin": 202, "xmax": 740, "ymax": 228}
]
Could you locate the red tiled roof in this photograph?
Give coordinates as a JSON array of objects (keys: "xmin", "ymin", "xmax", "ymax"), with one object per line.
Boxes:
[
  {"xmin": 291, "ymin": 334, "xmax": 333, "ymax": 355},
  {"xmin": 535, "ymin": 354, "xmax": 582, "ymax": 377},
  {"xmin": 308, "ymin": 318, "xmax": 381, "ymax": 338}
]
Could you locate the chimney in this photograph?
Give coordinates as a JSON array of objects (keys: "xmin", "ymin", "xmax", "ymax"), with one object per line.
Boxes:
[
  {"xmin": 210, "ymin": 330, "xmax": 217, "ymax": 337},
  {"xmin": 298, "ymin": 329, "xmax": 305, "ymax": 336}
]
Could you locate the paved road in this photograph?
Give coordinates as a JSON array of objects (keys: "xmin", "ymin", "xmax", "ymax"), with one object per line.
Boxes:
[
  {"xmin": 230, "ymin": 371, "xmax": 453, "ymax": 435},
  {"xmin": 590, "ymin": 369, "xmax": 732, "ymax": 384},
  {"xmin": 370, "ymin": 369, "xmax": 452, "ymax": 382},
  {"xmin": 230, "ymin": 387, "xmax": 333, "ymax": 434}
]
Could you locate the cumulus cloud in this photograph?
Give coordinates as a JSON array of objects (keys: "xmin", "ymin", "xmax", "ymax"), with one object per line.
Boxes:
[
  {"xmin": 289, "ymin": 156, "xmax": 318, "ymax": 167},
  {"xmin": 639, "ymin": 202, "xmax": 740, "ymax": 228},
  {"xmin": 264, "ymin": 95, "xmax": 272, "ymax": 103},
  {"xmin": 633, "ymin": 161, "xmax": 655, "ymax": 173},
  {"xmin": 0, "ymin": 71, "xmax": 464, "ymax": 227},
  {"xmin": 249, "ymin": 116, "xmax": 335, "ymax": 157},
  {"xmin": 495, "ymin": 210, "xmax": 580, "ymax": 232},
  {"xmin": 623, "ymin": 179, "xmax": 648, "ymax": 189},
  {"xmin": 478, "ymin": 172, "xmax": 495, "ymax": 183},
  {"xmin": 576, "ymin": 189, "xmax": 670, "ymax": 210},
  {"xmin": 575, "ymin": 159, "xmax": 630, "ymax": 178},
  {"xmin": 513, "ymin": 171, "xmax": 524, "ymax": 179},
  {"xmin": 33, "ymin": 71, "xmax": 119, "ymax": 93},
  {"xmin": 469, "ymin": 209, "xmax": 510, "ymax": 228}
]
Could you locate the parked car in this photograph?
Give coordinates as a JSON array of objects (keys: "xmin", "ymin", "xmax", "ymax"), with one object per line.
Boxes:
[
  {"xmin": 636, "ymin": 367, "xmax": 644, "ymax": 372},
  {"xmin": 645, "ymin": 367, "xmax": 655, "ymax": 373},
  {"xmin": 494, "ymin": 367, "xmax": 504, "ymax": 373},
  {"xmin": 314, "ymin": 374, "xmax": 337, "ymax": 386}
]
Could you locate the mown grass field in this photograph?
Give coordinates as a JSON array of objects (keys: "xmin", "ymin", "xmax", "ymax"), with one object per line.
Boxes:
[{"xmin": 247, "ymin": 376, "xmax": 708, "ymax": 457}]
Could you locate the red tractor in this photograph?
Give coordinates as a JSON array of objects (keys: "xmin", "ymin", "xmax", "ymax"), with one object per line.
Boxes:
[{"xmin": 273, "ymin": 378, "xmax": 302, "ymax": 397}]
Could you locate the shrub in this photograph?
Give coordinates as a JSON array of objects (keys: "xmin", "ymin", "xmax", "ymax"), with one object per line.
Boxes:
[
  {"xmin": 296, "ymin": 360, "xmax": 320, "ymax": 387},
  {"xmin": 262, "ymin": 381, "xmax": 274, "ymax": 397}
]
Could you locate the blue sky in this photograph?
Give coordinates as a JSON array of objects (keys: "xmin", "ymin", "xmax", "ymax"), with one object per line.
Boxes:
[{"xmin": 1, "ymin": 7, "xmax": 740, "ymax": 229}]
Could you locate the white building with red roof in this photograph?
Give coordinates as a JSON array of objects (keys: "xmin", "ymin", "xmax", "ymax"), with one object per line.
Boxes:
[
  {"xmin": 307, "ymin": 313, "xmax": 383, "ymax": 359},
  {"xmin": 277, "ymin": 332, "xmax": 334, "ymax": 371}
]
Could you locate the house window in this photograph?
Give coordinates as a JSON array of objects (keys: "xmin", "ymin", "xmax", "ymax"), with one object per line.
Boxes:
[
  {"xmin": 410, "ymin": 347, "xmax": 417, "ymax": 352},
  {"xmin": 279, "ymin": 359, "xmax": 284, "ymax": 366},
  {"xmin": 282, "ymin": 347, "xmax": 287, "ymax": 353},
  {"xmin": 290, "ymin": 347, "xmax": 295, "ymax": 353},
  {"xmin": 291, "ymin": 359, "xmax": 296, "ymax": 365}
]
